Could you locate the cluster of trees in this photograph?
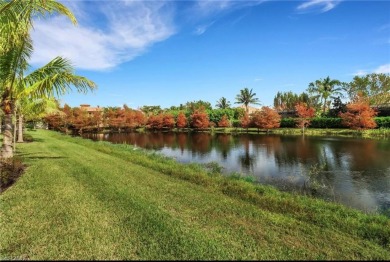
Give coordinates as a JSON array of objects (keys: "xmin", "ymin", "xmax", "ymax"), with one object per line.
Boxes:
[
  {"xmin": 43, "ymin": 79, "xmax": 388, "ymax": 134},
  {"xmin": 0, "ymin": 0, "xmax": 96, "ymax": 159},
  {"xmin": 274, "ymin": 74, "xmax": 390, "ymax": 117},
  {"xmin": 45, "ymin": 105, "xmax": 237, "ymax": 132}
]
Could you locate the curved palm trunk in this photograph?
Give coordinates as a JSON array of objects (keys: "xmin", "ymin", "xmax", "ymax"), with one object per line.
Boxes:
[
  {"xmin": 1, "ymin": 110, "xmax": 14, "ymax": 159},
  {"xmin": 13, "ymin": 109, "xmax": 17, "ymax": 152},
  {"xmin": 17, "ymin": 113, "xmax": 23, "ymax": 143}
]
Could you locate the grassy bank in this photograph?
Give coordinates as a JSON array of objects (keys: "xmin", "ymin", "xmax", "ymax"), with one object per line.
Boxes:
[{"xmin": 1, "ymin": 130, "xmax": 389, "ymax": 260}]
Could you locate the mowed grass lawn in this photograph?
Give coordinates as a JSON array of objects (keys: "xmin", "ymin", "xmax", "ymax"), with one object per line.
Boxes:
[{"xmin": 1, "ymin": 130, "xmax": 389, "ymax": 260}]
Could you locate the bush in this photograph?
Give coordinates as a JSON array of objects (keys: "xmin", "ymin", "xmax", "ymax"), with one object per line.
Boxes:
[
  {"xmin": 0, "ymin": 157, "xmax": 25, "ymax": 192},
  {"xmin": 375, "ymin": 117, "xmax": 390, "ymax": 128},
  {"xmin": 310, "ymin": 118, "xmax": 343, "ymax": 128},
  {"xmin": 280, "ymin": 118, "xmax": 296, "ymax": 128}
]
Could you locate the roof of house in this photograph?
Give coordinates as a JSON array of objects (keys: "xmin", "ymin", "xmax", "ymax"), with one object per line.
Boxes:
[
  {"xmin": 236, "ymin": 104, "xmax": 261, "ymax": 114},
  {"xmin": 80, "ymin": 105, "xmax": 103, "ymax": 112}
]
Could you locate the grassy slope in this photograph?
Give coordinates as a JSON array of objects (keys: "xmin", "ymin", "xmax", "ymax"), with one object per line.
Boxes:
[{"xmin": 0, "ymin": 130, "xmax": 389, "ymax": 260}]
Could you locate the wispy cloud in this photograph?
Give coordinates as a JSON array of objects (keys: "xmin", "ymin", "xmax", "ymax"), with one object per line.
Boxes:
[
  {"xmin": 297, "ymin": 0, "xmax": 342, "ymax": 14},
  {"xmin": 378, "ymin": 23, "xmax": 390, "ymax": 32},
  {"xmin": 374, "ymin": 64, "xmax": 390, "ymax": 74},
  {"xmin": 352, "ymin": 69, "xmax": 368, "ymax": 76},
  {"xmin": 194, "ymin": 21, "xmax": 215, "ymax": 35},
  {"xmin": 352, "ymin": 64, "xmax": 390, "ymax": 76},
  {"xmin": 31, "ymin": 1, "xmax": 176, "ymax": 70},
  {"xmin": 31, "ymin": 1, "xmax": 267, "ymax": 71}
]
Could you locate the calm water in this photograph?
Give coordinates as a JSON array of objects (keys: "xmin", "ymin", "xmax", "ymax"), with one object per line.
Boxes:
[{"xmin": 82, "ymin": 132, "xmax": 390, "ymax": 214}]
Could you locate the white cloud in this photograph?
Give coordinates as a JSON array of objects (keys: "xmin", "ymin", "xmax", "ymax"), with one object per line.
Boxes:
[
  {"xmin": 194, "ymin": 21, "xmax": 215, "ymax": 35},
  {"xmin": 297, "ymin": 0, "xmax": 342, "ymax": 13},
  {"xmin": 352, "ymin": 64, "xmax": 390, "ymax": 76},
  {"xmin": 194, "ymin": 0, "xmax": 264, "ymax": 16},
  {"xmin": 352, "ymin": 69, "xmax": 368, "ymax": 76},
  {"xmin": 31, "ymin": 1, "xmax": 265, "ymax": 71},
  {"xmin": 31, "ymin": 1, "xmax": 176, "ymax": 70},
  {"xmin": 374, "ymin": 64, "xmax": 390, "ymax": 74}
]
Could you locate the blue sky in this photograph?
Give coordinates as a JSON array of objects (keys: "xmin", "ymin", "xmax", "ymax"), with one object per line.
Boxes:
[{"xmin": 30, "ymin": 0, "xmax": 390, "ymax": 109}]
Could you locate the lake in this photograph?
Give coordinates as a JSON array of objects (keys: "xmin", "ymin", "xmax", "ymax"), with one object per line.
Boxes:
[{"xmin": 82, "ymin": 131, "xmax": 390, "ymax": 215}]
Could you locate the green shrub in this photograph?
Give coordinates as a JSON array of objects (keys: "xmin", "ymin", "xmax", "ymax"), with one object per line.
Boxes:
[
  {"xmin": 375, "ymin": 117, "xmax": 390, "ymax": 128},
  {"xmin": 310, "ymin": 117, "xmax": 343, "ymax": 128},
  {"xmin": 280, "ymin": 118, "xmax": 296, "ymax": 128}
]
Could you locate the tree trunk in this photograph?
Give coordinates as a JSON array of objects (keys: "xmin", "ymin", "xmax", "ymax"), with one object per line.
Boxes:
[
  {"xmin": 13, "ymin": 110, "xmax": 17, "ymax": 152},
  {"xmin": 17, "ymin": 114, "xmax": 24, "ymax": 143},
  {"xmin": 323, "ymin": 98, "xmax": 327, "ymax": 114},
  {"xmin": 1, "ymin": 111, "xmax": 13, "ymax": 159}
]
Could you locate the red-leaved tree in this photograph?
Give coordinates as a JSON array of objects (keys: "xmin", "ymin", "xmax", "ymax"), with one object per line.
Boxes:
[
  {"xmin": 191, "ymin": 107, "xmax": 209, "ymax": 129},
  {"xmin": 295, "ymin": 103, "xmax": 316, "ymax": 134},
  {"xmin": 339, "ymin": 95, "xmax": 377, "ymax": 130},
  {"xmin": 240, "ymin": 112, "xmax": 251, "ymax": 132},
  {"xmin": 251, "ymin": 106, "xmax": 281, "ymax": 133},
  {"xmin": 147, "ymin": 114, "xmax": 164, "ymax": 129},
  {"xmin": 218, "ymin": 114, "xmax": 230, "ymax": 128},
  {"xmin": 162, "ymin": 113, "xmax": 175, "ymax": 129},
  {"xmin": 176, "ymin": 112, "xmax": 187, "ymax": 129}
]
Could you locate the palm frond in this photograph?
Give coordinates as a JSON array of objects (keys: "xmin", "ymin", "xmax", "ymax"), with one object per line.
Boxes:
[{"xmin": 21, "ymin": 56, "xmax": 96, "ymax": 99}]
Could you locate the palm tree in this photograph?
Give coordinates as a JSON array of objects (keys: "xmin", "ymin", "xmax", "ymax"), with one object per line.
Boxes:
[
  {"xmin": 235, "ymin": 88, "xmax": 260, "ymax": 113},
  {"xmin": 307, "ymin": 76, "xmax": 343, "ymax": 114},
  {"xmin": 215, "ymin": 97, "xmax": 231, "ymax": 109},
  {"xmin": 0, "ymin": 0, "xmax": 95, "ymax": 158}
]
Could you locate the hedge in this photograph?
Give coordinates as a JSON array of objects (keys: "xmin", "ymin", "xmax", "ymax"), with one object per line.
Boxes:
[{"xmin": 280, "ymin": 117, "xmax": 390, "ymax": 129}]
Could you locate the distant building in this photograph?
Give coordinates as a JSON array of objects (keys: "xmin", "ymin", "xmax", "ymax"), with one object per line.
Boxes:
[
  {"xmin": 236, "ymin": 104, "xmax": 261, "ymax": 115},
  {"xmin": 80, "ymin": 104, "xmax": 103, "ymax": 116}
]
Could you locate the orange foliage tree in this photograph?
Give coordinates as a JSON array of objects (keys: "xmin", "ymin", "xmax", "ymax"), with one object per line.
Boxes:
[
  {"xmin": 191, "ymin": 107, "xmax": 209, "ymax": 129},
  {"xmin": 218, "ymin": 114, "xmax": 230, "ymax": 127},
  {"xmin": 44, "ymin": 113, "xmax": 63, "ymax": 130},
  {"xmin": 339, "ymin": 95, "xmax": 377, "ymax": 130},
  {"xmin": 251, "ymin": 106, "xmax": 281, "ymax": 133},
  {"xmin": 240, "ymin": 112, "xmax": 251, "ymax": 131},
  {"xmin": 162, "ymin": 113, "xmax": 175, "ymax": 129},
  {"xmin": 295, "ymin": 103, "xmax": 316, "ymax": 133},
  {"xmin": 147, "ymin": 114, "xmax": 164, "ymax": 129},
  {"xmin": 72, "ymin": 107, "xmax": 91, "ymax": 130},
  {"xmin": 176, "ymin": 112, "xmax": 187, "ymax": 129}
]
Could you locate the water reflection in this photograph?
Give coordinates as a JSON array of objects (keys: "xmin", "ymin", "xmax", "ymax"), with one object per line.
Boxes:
[{"xmin": 84, "ymin": 132, "xmax": 390, "ymax": 214}]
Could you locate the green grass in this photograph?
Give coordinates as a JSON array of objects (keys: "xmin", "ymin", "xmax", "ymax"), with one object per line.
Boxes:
[{"xmin": 0, "ymin": 130, "xmax": 389, "ymax": 260}]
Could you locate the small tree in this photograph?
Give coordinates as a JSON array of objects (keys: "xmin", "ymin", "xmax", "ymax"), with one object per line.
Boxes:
[
  {"xmin": 217, "ymin": 114, "xmax": 230, "ymax": 128},
  {"xmin": 176, "ymin": 112, "xmax": 187, "ymax": 129},
  {"xmin": 339, "ymin": 95, "xmax": 377, "ymax": 130},
  {"xmin": 295, "ymin": 103, "xmax": 316, "ymax": 134},
  {"xmin": 162, "ymin": 113, "xmax": 175, "ymax": 129},
  {"xmin": 191, "ymin": 106, "xmax": 209, "ymax": 129},
  {"xmin": 251, "ymin": 106, "xmax": 281, "ymax": 133},
  {"xmin": 240, "ymin": 112, "xmax": 251, "ymax": 132},
  {"xmin": 147, "ymin": 114, "xmax": 164, "ymax": 130}
]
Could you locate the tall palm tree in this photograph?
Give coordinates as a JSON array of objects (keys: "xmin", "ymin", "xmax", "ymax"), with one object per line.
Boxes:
[
  {"xmin": 215, "ymin": 97, "xmax": 231, "ymax": 109},
  {"xmin": 307, "ymin": 76, "xmax": 343, "ymax": 114},
  {"xmin": 235, "ymin": 88, "xmax": 260, "ymax": 113},
  {"xmin": 0, "ymin": 0, "xmax": 95, "ymax": 158}
]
